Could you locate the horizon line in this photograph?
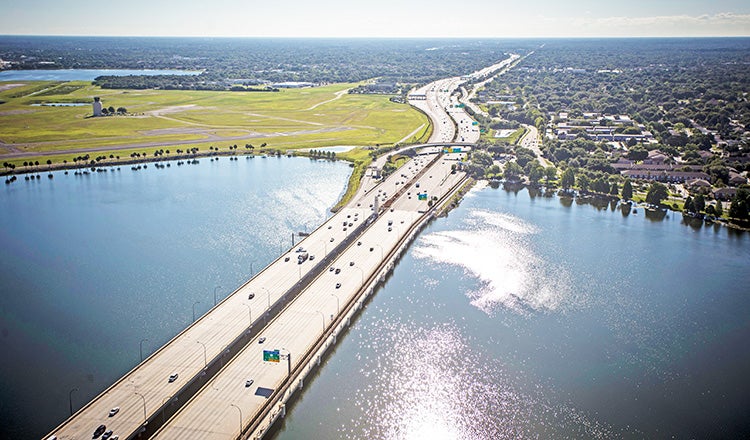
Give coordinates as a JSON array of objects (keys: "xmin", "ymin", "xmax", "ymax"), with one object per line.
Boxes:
[{"xmin": 1, "ymin": 34, "xmax": 749, "ymax": 40}]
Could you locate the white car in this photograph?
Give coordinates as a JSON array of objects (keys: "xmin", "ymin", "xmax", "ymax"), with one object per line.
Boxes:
[{"xmin": 108, "ymin": 407, "xmax": 120, "ymax": 417}]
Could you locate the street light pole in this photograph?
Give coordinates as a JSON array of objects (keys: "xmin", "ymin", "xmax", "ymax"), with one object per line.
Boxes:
[
  {"xmin": 134, "ymin": 392, "xmax": 147, "ymax": 424},
  {"xmin": 352, "ymin": 265, "xmax": 364, "ymax": 284},
  {"xmin": 242, "ymin": 303, "xmax": 252, "ymax": 325},
  {"xmin": 213, "ymin": 285, "xmax": 222, "ymax": 306},
  {"xmin": 192, "ymin": 301, "xmax": 201, "ymax": 322},
  {"xmin": 373, "ymin": 243, "xmax": 384, "ymax": 260},
  {"xmin": 69, "ymin": 387, "xmax": 78, "ymax": 416},
  {"xmin": 230, "ymin": 404, "xmax": 243, "ymax": 438},
  {"xmin": 316, "ymin": 310, "xmax": 325, "ymax": 333},
  {"xmin": 196, "ymin": 341, "xmax": 207, "ymax": 368},
  {"xmin": 281, "ymin": 348, "xmax": 292, "ymax": 376},
  {"xmin": 330, "ymin": 293, "xmax": 340, "ymax": 314},
  {"xmin": 260, "ymin": 286, "xmax": 271, "ymax": 309},
  {"xmin": 140, "ymin": 338, "xmax": 149, "ymax": 362}
]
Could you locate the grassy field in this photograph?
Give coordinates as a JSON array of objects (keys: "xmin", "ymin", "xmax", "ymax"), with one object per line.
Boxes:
[
  {"xmin": 0, "ymin": 81, "xmax": 428, "ymax": 166},
  {"xmin": 483, "ymin": 127, "xmax": 526, "ymax": 145}
]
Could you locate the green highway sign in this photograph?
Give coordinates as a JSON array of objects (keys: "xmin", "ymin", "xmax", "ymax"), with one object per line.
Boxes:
[{"xmin": 263, "ymin": 349, "xmax": 280, "ymax": 363}]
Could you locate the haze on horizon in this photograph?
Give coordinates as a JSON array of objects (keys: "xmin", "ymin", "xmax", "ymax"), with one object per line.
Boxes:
[{"xmin": 1, "ymin": 0, "xmax": 749, "ymax": 38}]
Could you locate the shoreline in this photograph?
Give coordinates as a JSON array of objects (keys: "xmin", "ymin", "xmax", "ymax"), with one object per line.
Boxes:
[{"xmin": 4, "ymin": 152, "xmax": 748, "ymax": 232}]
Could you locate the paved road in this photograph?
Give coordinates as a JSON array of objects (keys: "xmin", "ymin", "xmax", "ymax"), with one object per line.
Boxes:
[
  {"xmin": 409, "ymin": 54, "xmax": 518, "ymax": 145},
  {"xmin": 48, "ymin": 57, "xmax": 506, "ymax": 440},
  {"xmin": 519, "ymin": 124, "xmax": 550, "ymax": 167},
  {"xmin": 46, "ymin": 150, "xmax": 466, "ymax": 440},
  {"xmin": 152, "ymin": 153, "xmax": 466, "ymax": 439}
]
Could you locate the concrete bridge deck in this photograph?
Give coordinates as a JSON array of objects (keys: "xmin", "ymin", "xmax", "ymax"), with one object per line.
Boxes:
[
  {"xmin": 46, "ymin": 149, "xmax": 467, "ymax": 440},
  {"xmin": 150, "ymin": 153, "xmax": 467, "ymax": 440}
]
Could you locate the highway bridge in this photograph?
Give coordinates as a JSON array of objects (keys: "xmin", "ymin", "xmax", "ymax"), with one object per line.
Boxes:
[
  {"xmin": 45, "ymin": 54, "xmax": 517, "ymax": 439},
  {"xmin": 46, "ymin": 147, "xmax": 469, "ymax": 440}
]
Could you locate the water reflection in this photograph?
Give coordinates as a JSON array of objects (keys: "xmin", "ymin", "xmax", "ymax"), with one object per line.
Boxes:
[
  {"xmin": 575, "ymin": 195, "xmax": 610, "ymax": 211},
  {"xmin": 413, "ymin": 209, "xmax": 570, "ymax": 315},
  {"xmin": 502, "ymin": 182, "xmax": 524, "ymax": 194},
  {"xmin": 681, "ymin": 214, "xmax": 704, "ymax": 230},
  {"xmin": 620, "ymin": 202, "xmax": 631, "ymax": 216},
  {"xmin": 344, "ymin": 320, "xmax": 613, "ymax": 440},
  {"xmin": 644, "ymin": 207, "xmax": 667, "ymax": 222}
]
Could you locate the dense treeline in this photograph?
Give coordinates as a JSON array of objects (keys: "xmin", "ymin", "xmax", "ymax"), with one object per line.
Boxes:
[{"xmin": 0, "ymin": 36, "xmax": 537, "ymax": 86}]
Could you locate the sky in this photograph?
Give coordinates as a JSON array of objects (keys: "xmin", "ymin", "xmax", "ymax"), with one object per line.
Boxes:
[{"xmin": 1, "ymin": 0, "xmax": 749, "ymax": 38}]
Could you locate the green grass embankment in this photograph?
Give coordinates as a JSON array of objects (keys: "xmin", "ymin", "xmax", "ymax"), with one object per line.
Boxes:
[{"xmin": 331, "ymin": 148, "xmax": 373, "ymax": 211}]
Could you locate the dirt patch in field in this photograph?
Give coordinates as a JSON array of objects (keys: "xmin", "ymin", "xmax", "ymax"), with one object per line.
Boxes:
[
  {"xmin": 146, "ymin": 105, "xmax": 207, "ymax": 116},
  {"xmin": 140, "ymin": 127, "xmax": 213, "ymax": 136},
  {"xmin": 0, "ymin": 109, "xmax": 34, "ymax": 116},
  {"xmin": 0, "ymin": 83, "xmax": 26, "ymax": 92}
]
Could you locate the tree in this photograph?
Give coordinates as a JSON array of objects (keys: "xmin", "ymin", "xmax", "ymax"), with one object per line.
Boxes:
[
  {"xmin": 561, "ymin": 168, "xmax": 575, "ymax": 189},
  {"xmin": 471, "ymin": 151, "xmax": 493, "ymax": 168},
  {"xmin": 515, "ymin": 147, "xmax": 536, "ymax": 168},
  {"xmin": 645, "ymin": 182, "xmax": 669, "ymax": 206},
  {"xmin": 609, "ymin": 181, "xmax": 619, "ymax": 196},
  {"xmin": 526, "ymin": 162, "xmax": 543, "ymax": 185},
  {"xmin": 544, "ymin": 166, "xmax": 557, "ymax": 184},
  {"xmin": 715, "ymin": 200, "xmax": 724, "ymax": 217},
  {"xmin": 622, "ymin": 179, "xmax": 633, "ymax": 200},
  {"xmin": 578, "ymin": 174, "xmax": 590, "ymax": 192},
  {"xmin": 503, "ymin": 161, "xmax": 523, "ymax": 181},
  {"xmin": 684, "ymin": 196, "xmax": 694, "ymax": 213},
  {"xmin": 693, "ymin": 194, "xmax": 706, "ymax": 213},
  {"xmin": 116, "ymin": 107, "xmax": 127, "ymax": 114},
  {"xmin": 626, "ymin": 147, "xmax": 648, "ymax": 161},
  {"xmin": 729, "ymin": 189, "xmax": 749, "ymax": 220},
  {"xmin": 108, "ymin": 106, "xmax": 115, "ymax": 114}
]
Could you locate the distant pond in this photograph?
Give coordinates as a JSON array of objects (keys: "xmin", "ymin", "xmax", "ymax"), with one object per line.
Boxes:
[{"xmin": 0, "ymin": 69, "xmax": 201, "ymax": 81}]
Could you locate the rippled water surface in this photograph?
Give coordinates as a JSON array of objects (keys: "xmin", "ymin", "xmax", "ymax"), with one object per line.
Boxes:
[
  {"xmin": 0, "ymin": 157, "xmax": 351, "ymax": 438},
  {"xmin": 274, "ymin": 183, "xmax": 750, "ymax": 439}
]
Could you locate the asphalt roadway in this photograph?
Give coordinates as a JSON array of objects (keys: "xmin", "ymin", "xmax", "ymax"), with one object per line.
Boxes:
[
  {"xmin": 47, "ymin": 151, "xmax": 466, "ymax": 440},
  {"xmin": 150, "ymin": 152, "xmax": 466, "ymax": 439}
]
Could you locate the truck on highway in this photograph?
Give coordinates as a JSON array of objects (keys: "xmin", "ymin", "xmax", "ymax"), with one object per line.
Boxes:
[{"xmin": 297, "ymin": 252, "xmax": 309, "ymax": 264}]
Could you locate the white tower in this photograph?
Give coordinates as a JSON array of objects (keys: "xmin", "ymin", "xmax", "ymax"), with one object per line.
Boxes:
[{"xmin": 93, "ymin": 97, "xmax": 102, "ymax": 117}]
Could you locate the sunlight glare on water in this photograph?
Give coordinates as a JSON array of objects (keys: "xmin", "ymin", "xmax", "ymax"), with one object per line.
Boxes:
[
  {"xmin": 343, "ymin": 319, "xmax": 613, "ymax": 440},
  {"xmin": 413, "ymin": 208, "xmax": 571, "ymax": 315}
]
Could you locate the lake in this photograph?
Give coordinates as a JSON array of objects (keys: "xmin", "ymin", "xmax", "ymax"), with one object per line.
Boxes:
[
  {"xmin": 0, "ymin": 69, "xmax": 201, "ymax": 81},
  {"xmin": 0, "ymin": 156, "xmax": 351, "ymax": 439},
  {"xmin": 2, "ymin": 164, "xmax": 749, "ymax": 439},
  {"xmin": 272, "ymin": 182, "xmax": 750, "ymax": 439}
]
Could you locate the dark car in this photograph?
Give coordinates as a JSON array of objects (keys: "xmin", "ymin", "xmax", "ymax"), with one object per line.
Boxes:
[
  {"xmin": 248, "ymin": 293, "xmax": 255, "ymax": 300},
  {"xmin": 93, "ymin": 425, "xmax": 106, "ymax": 439},
  {"xmin": 335, "ymin": 283, "xmax": 341, "ymax": 289},
  {"xmin": 102, "ymin": 431, "xmax": 113, "ymax": 440}
]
